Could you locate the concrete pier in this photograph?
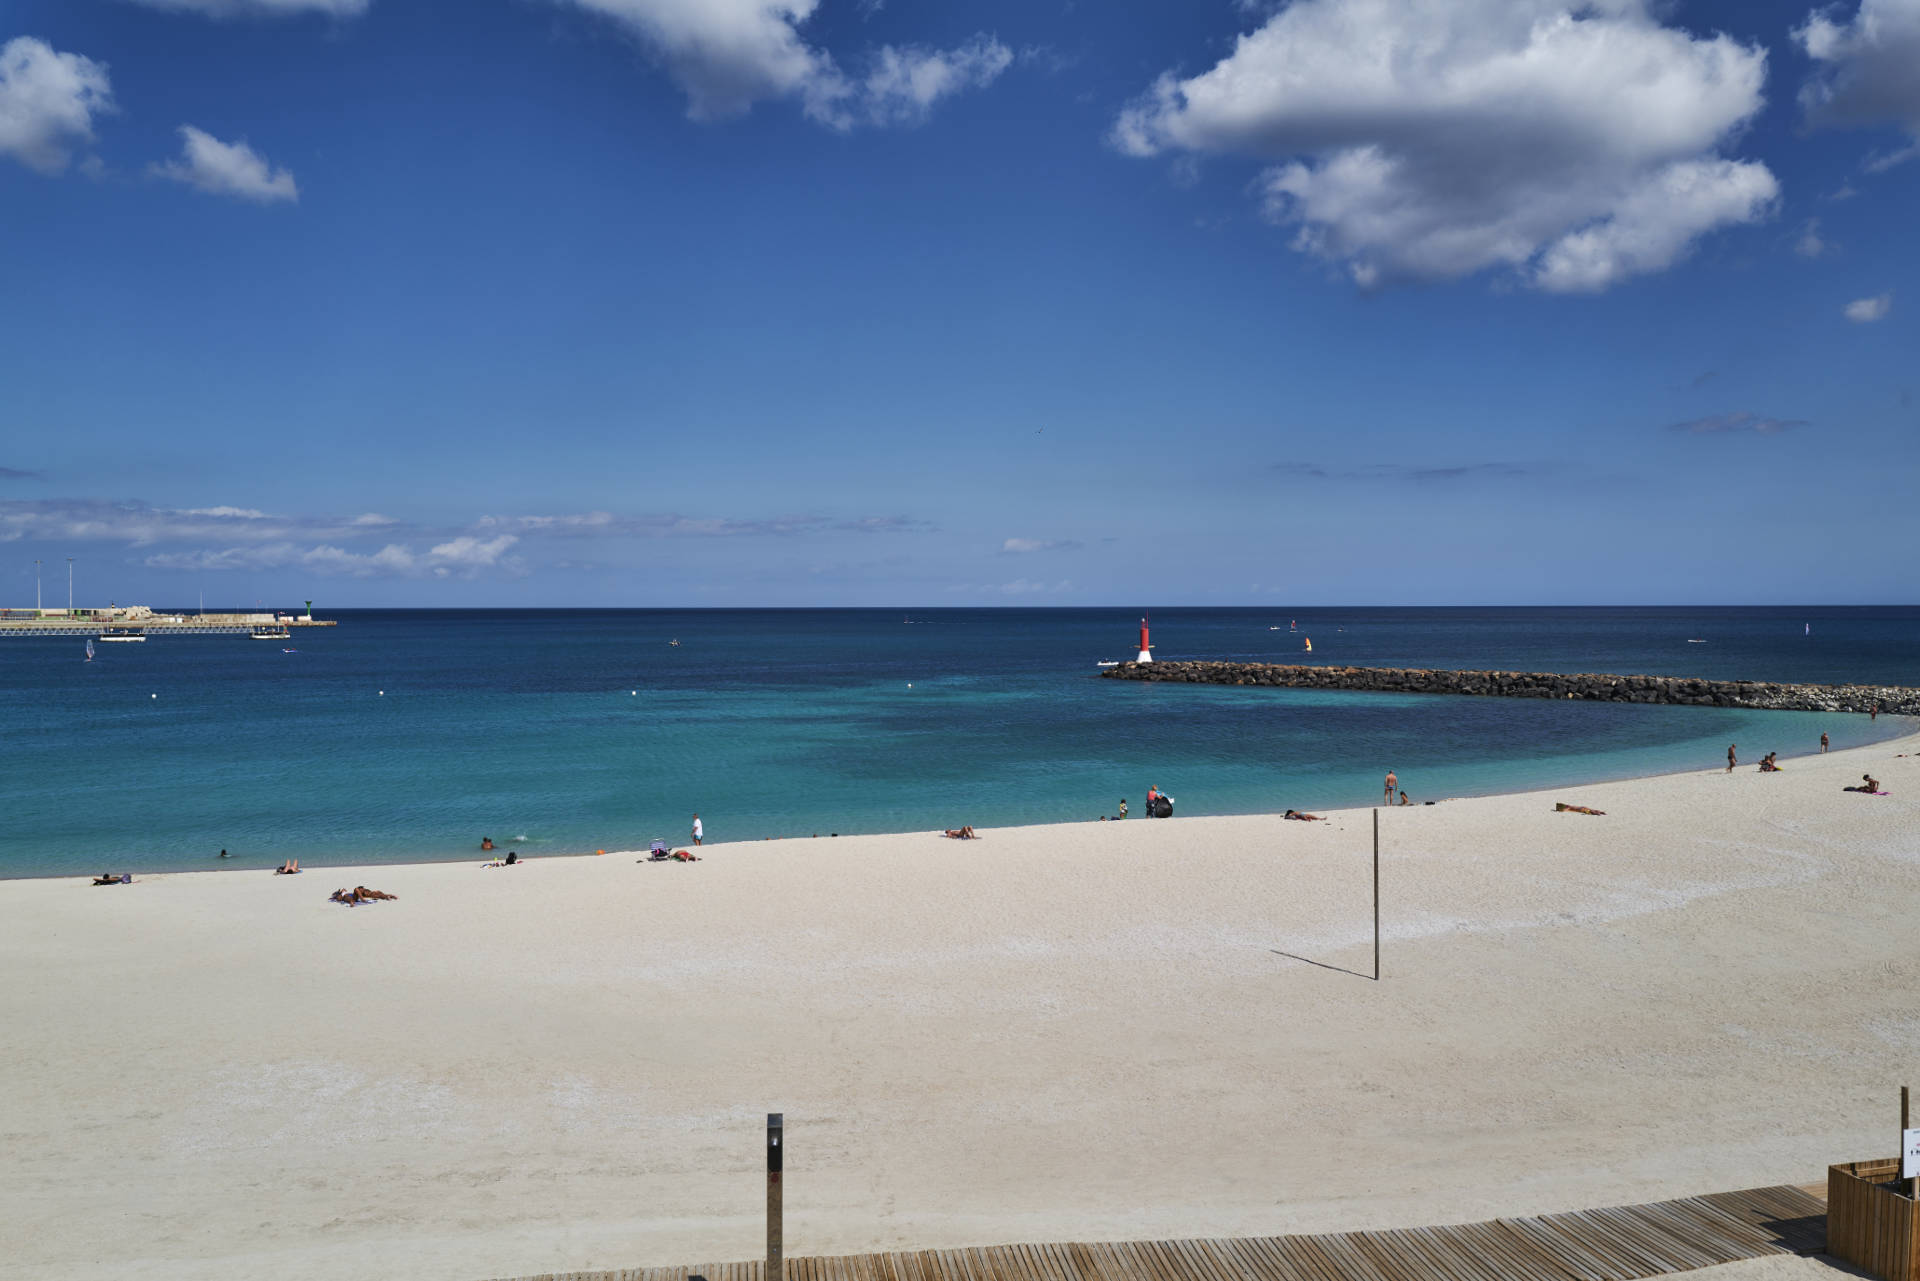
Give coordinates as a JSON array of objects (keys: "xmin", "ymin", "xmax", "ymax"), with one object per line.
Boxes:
[
  {"xmin": 1100, "ymin": 659, "xmax": 1920, "ymax": 715},
  {"xmin": 0, "ymin": 606, "xmax": 337, "ymax": 638}
]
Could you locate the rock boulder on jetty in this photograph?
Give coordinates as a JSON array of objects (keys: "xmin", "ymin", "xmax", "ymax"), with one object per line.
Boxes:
[{"xmin": 1100, "ymin": 661, "xmax": 1919, "ymax": 715}]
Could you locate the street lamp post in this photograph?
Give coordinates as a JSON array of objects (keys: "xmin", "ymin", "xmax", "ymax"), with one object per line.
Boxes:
[
  {"xmin": 34, "ymin": 560, "xmax": 41, "ymax": 613},
  {"xmin": 67, "ymin": 557, "xmax": 73, "ymax": 610}
]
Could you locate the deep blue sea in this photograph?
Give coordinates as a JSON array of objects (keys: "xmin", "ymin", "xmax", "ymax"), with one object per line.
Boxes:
[{"xmin": 2, "ymin": 607, "xmax": 1914, "ymax": 878}]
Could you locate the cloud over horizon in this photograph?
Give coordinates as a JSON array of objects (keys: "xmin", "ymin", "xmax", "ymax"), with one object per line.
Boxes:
[
  {"xmin": 479, "ymin": 510, "xmax": 930, "ymax": 538},
  {"xmin": 1667, "ymin": 411, "xmax": 1810, "ymax": 435},
  {"xmin": 2, "ymin": 495, "xmax": 934, "ymax": 582},
  {"xmin": 1274, "ymin": 462, "xmax": 1539, "ymax": 481},
  {"xmin": 144, "ymin": 534, "xmax": 522, "ymax": 579},
  {"xmin": 0, "ymin": 498, "xmax": 378, "ymax": 546},
  {"xmin": 1112, "ymin": 0, "xmax": 1776, "ymax": 292}
]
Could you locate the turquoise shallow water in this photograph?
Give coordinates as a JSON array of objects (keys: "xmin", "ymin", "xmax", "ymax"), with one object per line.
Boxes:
[{"xmin": 1, "ymin": 606, "xmax": 1914, "ymax": 877}]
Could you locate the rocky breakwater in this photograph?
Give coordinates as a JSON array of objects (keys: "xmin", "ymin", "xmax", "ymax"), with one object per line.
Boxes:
[{"xmin": 1100, "ymin": 661, "xmax": 1920, "ymax": 715}]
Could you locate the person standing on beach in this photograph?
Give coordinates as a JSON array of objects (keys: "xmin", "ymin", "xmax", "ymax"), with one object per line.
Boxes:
[
  {"xmin": 1384, "ymin": 770, "xmax": 1397, "ymax": 804},
  {"xmin": 1727, "ymin": 744, "xmax": 1737, "ymax": 772},
  {"xmin": 1871, "ymin": 702, "xmax": 1879, "ymax": 721},
  {"xmin": 691, "ymin": 814, "xmax": 703, "ymax": 847},
  {"xmin": 1821, "ymin": 732, "xmax": 1829, "ymax": 753},
  {"xmin": 1117, "ymin": 798, "xmax": 1127, "ymax": 820}
]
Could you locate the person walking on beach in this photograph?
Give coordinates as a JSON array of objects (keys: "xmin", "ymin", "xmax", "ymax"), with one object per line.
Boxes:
[
  {"xmin": 1821, "ymin": 732, "xmax": 1829, "ymax": 753},
  {"xmin": 1727, "ymin": 744, "xmax": 1737, "ymax": 773},
  {"xmin": 1383, "ymin": 770, "xmax": 1397, "ymax": 804},
  {"xmin": 691, "ymin": 814, "xmax": 703, "ymax": 847}
]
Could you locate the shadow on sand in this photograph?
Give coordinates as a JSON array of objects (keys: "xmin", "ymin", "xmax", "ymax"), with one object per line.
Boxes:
[{"xmin": 1270, "ymin": 948, "xmax": 1375, "ymax": 981}]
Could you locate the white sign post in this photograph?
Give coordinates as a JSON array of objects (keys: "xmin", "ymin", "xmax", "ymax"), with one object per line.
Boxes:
[{"xmin": 1902, "ymin": 1126, "xmax": 1920, "ymax": 1181}]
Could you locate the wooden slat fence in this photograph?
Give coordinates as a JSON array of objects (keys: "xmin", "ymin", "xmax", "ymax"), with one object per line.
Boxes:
[
  {"xmin": 1828, "ymin": 1159, "xmax": 1919, "ymax": 1281},
  {"xmin": 492, "ymin": 1183, "xmax": 1827, "ymax": 1281}
]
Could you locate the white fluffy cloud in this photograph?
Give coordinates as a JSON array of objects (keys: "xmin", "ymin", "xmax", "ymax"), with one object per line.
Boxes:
[
  {"xmin": 123, "ymin": 0, "xmax": 370, "ymax": 17},
  {"xmin": 1797, "ymin": 0, "xmax": 1920, "ymax": 146},
  {"xmin": 1112, "ymin": 0, "xmax": 1776, "ymax": 292},
  {"xmin": 151, "ymin": 125, "xmax": 298, "ymax": 203},
  {"xmin": 1844, "ymin": 292, "xmax": 1893, "ymax": 322},
  {"xmin": 0, "ymin": 37, "xmax": 114, "ymax": 174},
  {"xmin": 425, "ymin": 534, "xmax": 519, "ymax": 571},
  {"xmin": 557, "ymin": 0, "xmax": 1007, "ymax": 127}
]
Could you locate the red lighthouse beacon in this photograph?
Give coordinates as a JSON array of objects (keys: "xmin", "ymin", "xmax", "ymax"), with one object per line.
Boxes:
[{"xmin": 1136, "ymin": 615, "xmax": 1154, "ymax": 664}]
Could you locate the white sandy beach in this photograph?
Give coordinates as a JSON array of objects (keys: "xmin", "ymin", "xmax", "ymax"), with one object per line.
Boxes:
[{"xmin": 4, "ymin": 732, "xmax": 1918, "ymax": 1281}]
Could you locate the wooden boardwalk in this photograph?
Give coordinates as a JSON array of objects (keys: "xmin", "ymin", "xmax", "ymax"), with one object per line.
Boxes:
[{"xmin": 494, "ymin": 1183, "xmax": 1828, "ymax": 1281}]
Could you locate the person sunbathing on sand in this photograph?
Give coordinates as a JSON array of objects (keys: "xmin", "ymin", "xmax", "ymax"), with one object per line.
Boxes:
[
  {"xmin": 331, "ymin": 886, "xmax": 397, "ymax": 905},
  {"xmin": 943, "ymin": 826, "xmax": 977, "ymax": 839},
  {"xmin": 93, "ymin": 873, "xmax": 130, "ymax": 885},
  {"xmin": 1555, "ymin": 803, "xmax": 1605, "ymax": 815},
  {"xmin": 1283, "ymin": 810, "xmax": 1325, "ymax": 821},
  {"xmin": 672, "ymin": 848, "xmax": 700, "ymax": 861},
  {"xmin": 1844, "ymin": 774, "xmax": 1884, "ymax": 794}
]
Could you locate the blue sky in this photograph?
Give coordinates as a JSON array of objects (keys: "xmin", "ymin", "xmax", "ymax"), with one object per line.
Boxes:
[{"xmin": 2, "ymin": 0, "xmax": 1915, "ymax": 607}]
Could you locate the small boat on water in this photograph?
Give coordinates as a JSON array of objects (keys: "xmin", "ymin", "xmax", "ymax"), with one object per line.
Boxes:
[
  {"xmin": 97, "ymin": 631, "xmax": 145, "ymax": 643},
  {"xmin": 1095, "ymin": 660, "xmax": 1121, "ymax": 668},
  {"xmin": 669, "ymin": 639, "xmax": 680, "ymax": 647},
  {"xmin": 251, "ymin": 626, "xmax": 291, "ymax": 640},
  {"xmin": 1687, "ymin": 638, "xmax": 1707, "ymax": 643}
]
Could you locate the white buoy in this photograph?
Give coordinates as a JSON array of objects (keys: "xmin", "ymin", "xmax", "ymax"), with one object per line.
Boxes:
[
  {"xmin": 150, "ymin": 693, "xmax": 157, "ymax": 699},
  {"xmin": 379, "ymin": 690, "xmax": 384, "ymax": 696}
]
